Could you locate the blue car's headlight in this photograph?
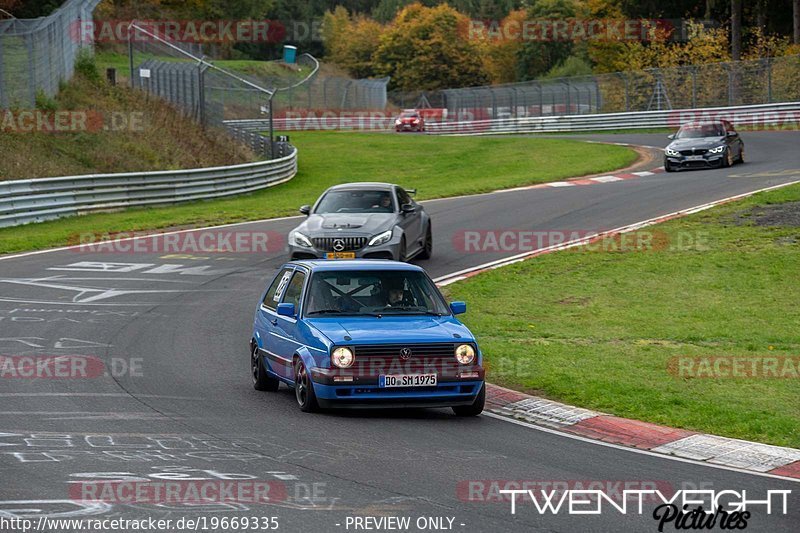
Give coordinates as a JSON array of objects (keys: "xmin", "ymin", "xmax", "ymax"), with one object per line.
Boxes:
[
  {"xmin": 664, "ymin": 148, "xmax": 680, "ymax": 157},
  {"xmin": 332, "ymin": 347, "xmax": 354, "ymax": 368},
  {"xmin": 368, "ymin": 229, "xmax": 393, "ymax": 247},
  {"xmin": 291, "ymin": 232, "xmax": 313, "ymax": 248},
  {"xmin": 708, "ymin": 145, "xmax": 726, "ymax": 154},
  {"xmin": 455, "ymin": 344, "xmax": 476, "ymax": 365}
]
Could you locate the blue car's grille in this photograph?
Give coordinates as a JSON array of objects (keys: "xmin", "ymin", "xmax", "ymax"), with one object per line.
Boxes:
[
  {"xmin": 353, "ymin": 343, "xmax": 458, "ymax": 359},
  {"xmin": 312, "ymin": 237, "xmax": 368, "ymax": 251}
]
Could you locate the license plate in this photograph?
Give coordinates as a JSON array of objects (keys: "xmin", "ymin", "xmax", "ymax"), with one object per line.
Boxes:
[
  {"xmin": 325, "ymin": 252, "xmax": 355, "ymax": 259},
  {"xmin": 379, "ymin": 374, "xmax": 437, "ymax": 388},
  {"xmin": 686, "ymin": 155, "xmax": 704, "ymax": 161}
]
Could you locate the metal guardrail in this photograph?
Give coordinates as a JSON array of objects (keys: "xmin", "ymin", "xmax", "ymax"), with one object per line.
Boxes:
[
  {"xmin": 0, "ymin": 147, "xmax": 297, "ymax": 228},
  {"xmin": 424, "ymin": 101, "xmax": 800, "ymax": 135}
]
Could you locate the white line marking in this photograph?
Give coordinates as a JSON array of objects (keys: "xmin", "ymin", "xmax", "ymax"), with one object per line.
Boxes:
[
  {"xmin": 590, "ymin": 175, "xmax": 623, "ymax": 182},
  {"xmin": 632, "ymin": 171, "xmax": 654, "ymax": 176},
  {"xmin": 546, "ymin": 181, "xmax": 575, "ymax": 187},
  {"xmin": 481, "ymin": 413, "xmax": 800, "ymax": 483},
  {"xmin": 0, "ymin": 214, "xmax": 303, "ymax": 263},
  {"xmin": 434, "ymin": 179, "xmax": 800, "ymax": 285}
]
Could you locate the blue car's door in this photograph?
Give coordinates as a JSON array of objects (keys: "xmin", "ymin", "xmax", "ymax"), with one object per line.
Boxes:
[
  {"xmin": 257, "ymin": 267, "xmax": 294, "ymax": 379},
  {"xmin": 269, "ymin": 268, "xmax": 308, "ymax": 381}
]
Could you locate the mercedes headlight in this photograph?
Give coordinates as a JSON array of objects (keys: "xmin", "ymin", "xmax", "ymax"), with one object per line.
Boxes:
[
  {"xmin": 664, "ymin": 148, "xmax": 680, "ymax": 157},
  {"xmin": 455, "ymin": 344, "xmax": 476, "ymax": 365},
  {"xmin": 291, "ymin": 232, "xmax": 313, "ymax": 248},
  {"xmin": 708, "ymin": 145, "xmax": 726, "ymax": 154},
  {"xmin": 368, "ymin": 229, "xmax": 393, "ymax": 246},
  {"xmin": 332, "ymin": 347, "xmax": 354, "ymax": 368}
]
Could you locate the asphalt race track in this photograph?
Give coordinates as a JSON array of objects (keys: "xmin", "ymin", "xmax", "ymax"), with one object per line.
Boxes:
[{"xmin": 0, "ymin": 132, "xmax": 799, "ymax": 532}]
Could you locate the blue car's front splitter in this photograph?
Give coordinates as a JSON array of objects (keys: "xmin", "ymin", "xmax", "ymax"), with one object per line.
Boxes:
[{"xmin": 313, "ymin": 380, "xmax": 484, "ymax": 409}]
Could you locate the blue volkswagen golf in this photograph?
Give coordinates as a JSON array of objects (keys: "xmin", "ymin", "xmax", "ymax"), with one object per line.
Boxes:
[{"xmin": 250, "ymin": 260, "xmax": 485, "ymax": 415}]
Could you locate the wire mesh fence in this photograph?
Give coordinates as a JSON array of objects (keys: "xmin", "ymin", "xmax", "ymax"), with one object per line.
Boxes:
[
  {"xmin": 389, "ymin": 55, "xmax": 800, "ymax": 121},
  {"xmin": 127, "ymin": 22, "xmax": 318, "ymax": 158},
  {"xmin": 0, "ymin": 0, "xmax": 101, "ymax": 108}
]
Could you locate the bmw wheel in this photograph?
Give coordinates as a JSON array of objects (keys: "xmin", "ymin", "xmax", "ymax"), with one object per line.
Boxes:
[
  {"xmin": 738, "ymin": 146, "xmax": 745, "ymax": 164},
  {"xmin": 418, "ymin": 224, "xmax": 433, "ymax": 260},
  {"xmin": 294, "ymin": 358, "xmax": 319, "ymax": 412},
  {"xmin": 723, "ymin": 148, "xmax": 734, "ymax": 168},
  {"xmin": 453, "ymin": 384, "xmax": 485, "ymax": 417},
  {"xmin": 251, "ymin": 342, "xmax": 279, "ymax": 392}
]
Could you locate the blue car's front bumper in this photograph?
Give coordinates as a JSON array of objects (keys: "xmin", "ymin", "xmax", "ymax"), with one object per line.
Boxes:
[{"xmin": 310, "ymin": 369, "xmax": 484, "ymax": 409}]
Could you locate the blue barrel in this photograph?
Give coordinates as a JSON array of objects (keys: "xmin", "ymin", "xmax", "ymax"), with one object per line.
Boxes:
[{"xmin": 283, "ymin": 45, "xmax": 297, "ymax": 64}]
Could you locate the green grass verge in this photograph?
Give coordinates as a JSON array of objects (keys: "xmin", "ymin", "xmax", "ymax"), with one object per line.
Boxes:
[
  {"xmin": 443, "ymin": 185, "xmax": 800, "ymax": 447},
  {"xmin": 0, "ymin": 131, "xmax": 635, "ymax": 255}
]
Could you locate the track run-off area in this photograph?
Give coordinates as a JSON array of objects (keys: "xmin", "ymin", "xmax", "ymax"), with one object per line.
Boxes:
[{"xmin": 0, "ymin": 132, "xmax": 799, "ymax": 532}]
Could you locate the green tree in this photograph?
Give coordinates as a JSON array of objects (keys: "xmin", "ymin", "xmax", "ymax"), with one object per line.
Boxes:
[
  {"xmin": 516, "ymin": 0, "xmax": 578, "ymax": 80},
  {"xmin": 373, "ymin": 3, "xmax": 488, "ymax": 90}
]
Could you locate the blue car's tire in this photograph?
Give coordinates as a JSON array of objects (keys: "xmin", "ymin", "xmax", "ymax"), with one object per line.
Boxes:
[
  {"xmin": 452, "ymin": 384, "xmax": 485, "ymax": 417},
  {"xmin": 294, "ymin": 359, "xmax": 319, "ymax": 412},
  {"xmin": 251, "ymin": 342, "xmax": 279, "ymax": 392}
]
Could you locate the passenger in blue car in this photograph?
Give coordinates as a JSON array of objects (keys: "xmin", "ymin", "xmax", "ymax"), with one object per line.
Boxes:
[{"xmin": 250, "ymin": 260, "xmax": 485, "ymax": 415}]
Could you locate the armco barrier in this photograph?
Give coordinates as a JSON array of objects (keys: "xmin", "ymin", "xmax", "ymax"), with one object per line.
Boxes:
[
  {"xmin": 0, "ymin": 146, "xmax": 297, "ymax": 228},
  {"xmin": 224, "ymin": 102, "xmax": 799, "ymax": 135},
  {"xmin": 425, "ymin": 102, "xmax": 800, "ymax": 135}
]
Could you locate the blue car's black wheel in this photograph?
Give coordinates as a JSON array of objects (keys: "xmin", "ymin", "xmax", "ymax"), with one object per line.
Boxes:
[
  {"xmin": 251, "ymin": 342, "xmax": 279, "ymax": 392},
  {"xmin": 294, "ymin": 359, "xmax": 319, "ymax": 412},
  {"xmin": 452, "ymin": 384, "xmax": 485, "ymax": 417}
]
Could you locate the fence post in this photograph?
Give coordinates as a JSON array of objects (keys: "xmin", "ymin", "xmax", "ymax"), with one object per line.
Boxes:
[
  {"xmin": 0, "ymin": 34, "xmax": 5, "ymax": 108},
  {"xmin": 691, "ymin": 67, "xmax": 697, "ymax": 108},
  {"xmin": 26, "ymin": 34, "xmax": 36, "ymax": 107},
  {"xmin": 128, "ymin": 26, "xmax": 135, "ymax": 88},
  {"xmin": 766, "ymin": 57, "xmax": 772, "ymax": 103}
]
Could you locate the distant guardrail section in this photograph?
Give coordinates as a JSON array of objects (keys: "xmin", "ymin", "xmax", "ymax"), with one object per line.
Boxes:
[
  {"xmin": 0, "ymin": 147, "xmax": 297, "ymax": 228},
  {"xmin": 424, "ymin": 101, "xmax": 800, "ymax": 135}
]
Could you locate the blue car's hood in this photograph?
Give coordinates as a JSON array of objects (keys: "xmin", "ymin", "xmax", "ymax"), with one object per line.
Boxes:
[{"xmin": 306, "ymin": 315, "xmax": 474, "ymax": 345}]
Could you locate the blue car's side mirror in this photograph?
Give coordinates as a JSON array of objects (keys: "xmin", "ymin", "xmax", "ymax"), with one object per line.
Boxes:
[
  {"xmin": 450, "ymin": 301, "xmax": 467, "ymax": 315},
  {"xmin": 277, "ymin": 302, "xmax": 296, "ymax": 317}
]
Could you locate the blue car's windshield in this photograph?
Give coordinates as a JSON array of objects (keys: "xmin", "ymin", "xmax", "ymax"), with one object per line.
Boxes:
[
  {"xmin": 315, "ymin": 190, "xmax": 394, "ymax": 214},
  {"xmin": 305, "ymin": 270, "xmax": 450, "ymax": 316}
]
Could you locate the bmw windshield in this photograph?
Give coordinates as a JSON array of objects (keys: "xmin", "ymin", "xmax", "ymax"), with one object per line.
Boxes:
[
  {"xmin": 676, "ymin": 124, "xmax": 725, "ymax": 138},
  {"xmin": 305, "ymin": 270, "xmax": 449, "ymax": 316},
  {"xmin": 315, "ymin": 190, "xmax": 395, "ymax": 214}
]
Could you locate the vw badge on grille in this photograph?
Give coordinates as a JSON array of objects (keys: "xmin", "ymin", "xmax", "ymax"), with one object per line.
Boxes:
[{"xmin": 399, "ymin": 347, "xmax": 412, "ymax": 360}]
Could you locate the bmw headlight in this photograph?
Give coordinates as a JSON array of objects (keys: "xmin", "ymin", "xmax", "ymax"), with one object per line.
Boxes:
[
  {"xmin": 708, "ymin": 145, "xmax": 726, "ymax": 154},
  {"xmin": 291, "ymin": 232, "xmax": 313, "ymax": 248},
  {"xmin": 664, "ymin": 148, "xmax": 680, "ymax": 157},
  {"xmin": 455, "ymin": 344, "xmax": 476, "ymax": 365},
  {"xmin": 332, "ymin": 347, "xmax": 354, "ymax": 368},
  {"xmin": 368, "ymin": 229, "xmax": 393, "ymax": 247}
]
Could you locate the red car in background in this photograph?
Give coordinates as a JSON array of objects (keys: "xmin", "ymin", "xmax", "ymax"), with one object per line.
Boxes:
[{"xmin": 394, "ymin": 110, "xmax": 425, "ymax": 132}]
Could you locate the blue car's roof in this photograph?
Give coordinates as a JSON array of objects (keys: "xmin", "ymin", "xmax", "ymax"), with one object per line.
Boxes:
[{"xmin": 287, "ymin": 259, "xmax": 425, "ymax": 272}]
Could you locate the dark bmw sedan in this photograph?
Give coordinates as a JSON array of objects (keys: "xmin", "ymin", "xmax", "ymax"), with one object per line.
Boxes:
[{"xmin": 664, "ymin": 121, "xmax": 745, "ymax": 172}]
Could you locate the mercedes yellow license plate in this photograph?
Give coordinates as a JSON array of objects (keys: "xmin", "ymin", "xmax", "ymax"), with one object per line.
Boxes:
[{"xmin": 325, "ymin": 252, "xmax": 356, "ymax": 259}]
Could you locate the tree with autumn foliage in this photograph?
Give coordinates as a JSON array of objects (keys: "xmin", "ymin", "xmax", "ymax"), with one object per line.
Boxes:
[{"xmin": 372, "ymin": 3, "xmax": 488, "ymax": 90}]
